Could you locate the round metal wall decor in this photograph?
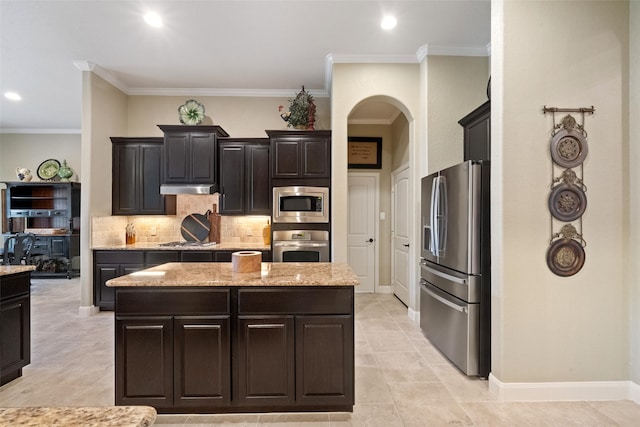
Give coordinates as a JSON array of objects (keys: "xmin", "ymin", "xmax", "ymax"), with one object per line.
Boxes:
[
  {"xmin": 546, "ymin": 238, "xmax": 585, "ymax": 277},
  {"xmin": 548, "ymin": 183, "xmax": 587, "ymax": 222},
  {"xmin": 550, "ymin": 129, "xmax": 589, "ymax": 168}
]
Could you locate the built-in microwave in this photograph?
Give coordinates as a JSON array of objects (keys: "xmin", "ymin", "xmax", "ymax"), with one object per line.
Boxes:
[{"xmin": 272, "ymin": 186, "xmax": 329, "ymax": 223}]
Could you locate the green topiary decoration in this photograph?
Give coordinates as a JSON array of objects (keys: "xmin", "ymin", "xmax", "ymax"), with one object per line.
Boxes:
[{"xmin": 281, "ymin": 86, "xmax": 316, "ymax": 129}]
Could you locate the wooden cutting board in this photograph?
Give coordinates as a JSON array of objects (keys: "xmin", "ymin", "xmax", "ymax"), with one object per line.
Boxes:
[{"xmin": 181, "ymin": 212, "xmax": 211, "ymax": 242}]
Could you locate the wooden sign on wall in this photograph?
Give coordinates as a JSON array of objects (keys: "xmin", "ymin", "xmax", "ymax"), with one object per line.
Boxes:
[{"xmin": 347, "ymin": 137, "xmax": 382, "ymax": 169}]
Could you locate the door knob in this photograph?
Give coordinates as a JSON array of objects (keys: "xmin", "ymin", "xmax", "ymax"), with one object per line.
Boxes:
[
  {"xmin": 367, "ymin": 238, "xmax": 374, "ymax": 243},
  {"xmin": 403, "ymin": 243, "xmax": 410, "ymax": 247}
]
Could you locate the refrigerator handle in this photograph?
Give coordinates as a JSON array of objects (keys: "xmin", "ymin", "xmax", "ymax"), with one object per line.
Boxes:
[
  {"xmin": 438, "ymin": 176, "xmax": 447, "ymax": 253},
  {"xmin": 420, "ymin": 280, "xmax": 467, "ymax": 314},
  {"xmin": 422, "ymin": 263, "xmax": 467, "ymax": 286},
  {"xmin": 429, "ymin": 178, "xmax": 438, "ymax": 255}
]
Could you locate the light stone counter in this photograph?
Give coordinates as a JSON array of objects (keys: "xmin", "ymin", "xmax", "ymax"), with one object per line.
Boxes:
[
  {"xmin": 0, "ymin": 406, "xmax": 156, "ymax": 427},
  {"xmin": 91, "ymin": 242, "xmax": 270, "ymax": 251},
  {"xmin": 0, "ymin": 265, "xmax": 36, "ymax": 277},
  {"xmin": 106, "ymin": 262, "xmax": 359, "ymax": 287}
]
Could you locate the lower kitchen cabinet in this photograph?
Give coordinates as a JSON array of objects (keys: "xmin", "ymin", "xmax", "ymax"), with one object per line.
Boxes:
[
  {"xmin": 93, "ymin": 251, "xmax": 145, "ymax": 310},
  {"xmin": 0, "ymin": 271, "xmax": 31, "ymax": 386},
  {"xmin": 236, "ymin": 316, "xmax": 295, "ymax": 406},
  {"xmin": 114, "ymin": 286, "xmax": 354, "ymax": 413}
]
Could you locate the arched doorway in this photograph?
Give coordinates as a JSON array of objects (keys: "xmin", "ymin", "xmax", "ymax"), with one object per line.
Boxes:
[{"xmin": 346, "ymin": 96, "xmax": 412, "ymax": 305}]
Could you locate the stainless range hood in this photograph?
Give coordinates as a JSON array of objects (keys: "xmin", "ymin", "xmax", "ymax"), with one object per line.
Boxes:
[{"xmin": 160, "ymin": 184, "xmax": 218, "ymax": 195}]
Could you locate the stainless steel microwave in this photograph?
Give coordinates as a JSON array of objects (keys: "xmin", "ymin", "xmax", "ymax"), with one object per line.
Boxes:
[{"xmin": 272, "ymin": 186, "xmax": 329, "ymax": 223}]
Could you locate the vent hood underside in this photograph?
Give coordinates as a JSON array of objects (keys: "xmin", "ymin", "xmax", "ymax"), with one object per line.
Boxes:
[{"xmin": 160, "ymin": 184, "xmax": 218, "ymax": 195}]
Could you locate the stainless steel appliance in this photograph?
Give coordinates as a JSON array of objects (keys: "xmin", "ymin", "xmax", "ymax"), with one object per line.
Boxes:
[
  {"xmin": 272, "ymin": 230, "xmax": 330, "ymax": 262},
  {"xmin": 272, "ymin": 186, "xmax": 329, "ymax": 223},
  {"xmin": 420, "ymin": 160, "xmax": 490, "ymax": 377}
]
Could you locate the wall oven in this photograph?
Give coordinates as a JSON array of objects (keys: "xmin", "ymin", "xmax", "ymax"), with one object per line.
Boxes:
[
  {"xmin": 272, "ymin": 230, "xmax": 330, "ymax": 262},
  {"xmin": 272, "ymin": 186, "xmax": 329, "ymax": 223}
]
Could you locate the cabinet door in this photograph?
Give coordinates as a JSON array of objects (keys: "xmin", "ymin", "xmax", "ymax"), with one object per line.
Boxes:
[
  {"xmin": 213, "ymin": 251, "xmax": 233, "ymax": 262},
  {"xmin": 180, "ymin": 251, "xmax": 213, "ymax": 262},
  {"xmin": 174, "ymin": 316, "xmax": 231, "ymax": 407},
  {"xmin": 164, "ymin": 133, "xmax": 190, "ymax": 183},
  {"xmin": 295, "ymin": 315, "xmax": 354, "ymax": 406},
  {"xmin": 116, "ymin": 316, "xmax": 173, "ymax": 407},
  {"xmin": 50, "ymin": 236, "xmax": 67, "ymax": 257},
  {"xmin": 190, "ymin": 133, "xmax": 217, "ymax": 183},
  {"xmin": 272, "ymin": 140, "xmax": 300, "ymax": 178},
  {"xmin": 0, "ymin": 294, "xmax": 30, "ymax": 385},
  {"xmin": 139, "ymin": 143, "xmax": 165, "ymax": 214},
  {"xmin": 236, "ymin": 316, "xmax": 295, "ymax": 406},
  {"xmin": 94, "ymin": 264, "xmax": 119, "ymax": 310},
  {"xmin": 219, "ymin": 145, "xmax": 245, "ymax": 214},
  {"xmin": 113, "ymin": 144, "xmax": 139, "ymax": 214},
  {"xmin": 246, "ymin": 144, "xmax": 271, "ymax": 214},
  {"xmin": 301, "ymin": 139, "xmax": 330, "ymax": 178}
]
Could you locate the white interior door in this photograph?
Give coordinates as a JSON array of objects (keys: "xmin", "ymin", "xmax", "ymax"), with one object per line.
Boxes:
[
  {"xmin": 392, "ymin": 166, "xmax": 410, "ymax": 305},
  {"xmin": 347, "ymin": 173, "xmax": 377, "ymax": 293}
]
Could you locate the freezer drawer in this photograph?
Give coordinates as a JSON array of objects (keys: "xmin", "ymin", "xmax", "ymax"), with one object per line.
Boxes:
[{"xmin": 419, "ymin": 280, "xmax": 480, "ymax": 376}]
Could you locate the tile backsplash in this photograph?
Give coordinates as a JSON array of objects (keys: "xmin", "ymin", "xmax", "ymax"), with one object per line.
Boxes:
[{"xmin": 92, "ymin": 194, "xmax": 270, "ymax": 246}]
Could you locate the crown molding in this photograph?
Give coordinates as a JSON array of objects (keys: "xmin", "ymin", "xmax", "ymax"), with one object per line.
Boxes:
[
  {"xmin": 127, "ymin": 87, "xmax": 329, "ymax": 98},
  {"xmin": 0, "ymin": 128, "xmax": 81, "ymax": 134},
  {"xmin": 416, "ymin": 44, "xmax": 491, "ymax": 62}
]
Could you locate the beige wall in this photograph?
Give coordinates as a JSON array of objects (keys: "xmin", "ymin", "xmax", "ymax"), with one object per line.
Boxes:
[
  {"xmin": 629, "ymin": 0, "xmax": 639, "ymax": 385},
  {"xmin": 493, "ymin": 0, "xmax": 629, "ymax": 383},
  {"xmin": 427, "ymin": 56, "xmax": 489, "ymax": 174},
  {"xmin": 0, "ymin": 134, "xmax": 81, "ymax": 183},
  {"xmin": 126, "ymin": 95, "xmax": 330, "ymax": 138}
]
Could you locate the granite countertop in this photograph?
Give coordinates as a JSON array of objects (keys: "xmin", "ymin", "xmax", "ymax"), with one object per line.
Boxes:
[
  {"xmin": 92, "ymin": 242, "xmax": 271, "ymax": 251},
  {"xmin": 0, "ymin": 406, "xmax": 156, "ymax": 427},
  {"xmin": 106, "ymin": 262, "xmax": 359, "ymax": 287},
  {"xmin": 0, "ymin": 265, "xmax": 36, "ymax": 277}
]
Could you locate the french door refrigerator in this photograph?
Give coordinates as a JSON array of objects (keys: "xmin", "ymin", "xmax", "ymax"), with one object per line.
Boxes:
[{"xmin": 420, "ymin": 160, "xmax": 490, "ymax": 377}]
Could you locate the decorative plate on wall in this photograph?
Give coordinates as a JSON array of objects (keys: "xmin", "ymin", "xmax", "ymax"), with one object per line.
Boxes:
[
  {"xmin": 548, "ymin": 183, "xmax": 587, "ymax": 222},
  {"xmin": 550, "ymin": 129, "xmax": 589, "ymax": 168},
  {"xmin": 546, "ymin": 238, "xmax": 585, "ymax": 277}
]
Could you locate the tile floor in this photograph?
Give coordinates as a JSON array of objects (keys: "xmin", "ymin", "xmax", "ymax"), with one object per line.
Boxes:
[{"xmin": 2, "ymin": 278, "xmax": 640, "ymax": 426}]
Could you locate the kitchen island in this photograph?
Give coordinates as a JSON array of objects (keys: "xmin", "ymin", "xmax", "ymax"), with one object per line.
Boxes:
[
  {"xmin": 106, "ymin": 262, "xmax": 358, "ymax": 414},
  {"xmin": 1, "ymin": 265, "xmax": 35, "ymax": 386}
]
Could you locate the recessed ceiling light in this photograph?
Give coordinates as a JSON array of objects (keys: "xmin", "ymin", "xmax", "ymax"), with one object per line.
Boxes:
[
  {"xmin": 381, "ymin": 15, "xmax": 397, "ymax": 30},
  {"xmin": 4, "ymin": 92, "xmax": 22, "ymax": 101},
  {"xmin": 144, "ymin": 12, "xmax": 163, "ymax": 28}
]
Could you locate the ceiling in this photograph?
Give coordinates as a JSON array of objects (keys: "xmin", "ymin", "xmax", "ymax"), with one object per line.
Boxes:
[{"xmin": 0, "ymin": 0, "xmax": 490, "ymax": 133}]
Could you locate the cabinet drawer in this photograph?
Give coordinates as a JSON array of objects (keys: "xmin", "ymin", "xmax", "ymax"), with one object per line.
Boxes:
[
  {"xmin": 116, "ymin": 288, "xmax": 230, "ymax": 316},
  {"xmin": 94, "ymin": 251, "xmax": 144, "ymax": 264},
  {"xmin": 238, "ymin": 287, "xmax": 353, "ymax": 315}
]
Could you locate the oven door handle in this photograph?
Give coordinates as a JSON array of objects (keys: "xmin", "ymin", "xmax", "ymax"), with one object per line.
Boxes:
[
  {"xmin": 420, "ymin": 280, "xmax": 467, "ymax": 314},
  {"xmin": 273, "ymin": 242, "xmax": 329, "ymax": 248}
]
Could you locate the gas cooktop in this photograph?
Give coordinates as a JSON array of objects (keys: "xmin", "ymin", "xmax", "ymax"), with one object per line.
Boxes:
[{"xmin": 158, "ymin": 241, "xmax": 218, "ymax": 247}]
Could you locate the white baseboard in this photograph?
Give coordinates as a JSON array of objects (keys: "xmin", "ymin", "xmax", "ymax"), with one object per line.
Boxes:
[
  {"xmin": 489, "ymin": 373, "xmax": 639, "ymax": 403},
  {"xmin": 408, "ymin": 306, "xmax": 420, "ymax": 323},
  {"xmin": 78, "ymin": 305, "xmax": 99, "ymax": 317},
  {"xmin": 376, "ymin": 285, "xmax": 393, "ymax": 294}
]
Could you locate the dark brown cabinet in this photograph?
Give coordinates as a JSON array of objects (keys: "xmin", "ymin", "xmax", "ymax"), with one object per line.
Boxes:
[
  {"xmin": 0, "ymin": 271, "xmax": 31, "ymax": 386},
  {"xmin": 236, "ymin": 316, "xmax": 295, "ymax": 406},
  {"xmin": 111, "ymin": 137, "xmax": 174, "ymax": 215},
  {"xmin": 459, "ymin": 100, "xmax": 490, "ymax": 161},
  {"xmin": 218, "ymin": 139, "xmax": 270, "ymax": 215},
  {"xmin": 158, "ymin": 125, "xmax": 229, "ymax": 187},
  {"xmin": 3, "ymin": 182, "xmax": 81, "ymax": 278},
  {"xmin": 115, "ymin": 288, "xmax": 232, "ymax": 411},
  {"xmin": 93, "ymin": 251, "xmax": 145, "ymax": 310},
  {"xmin": 114, "ymin": 286, "xmax": 354, "ymax": 413},
  {"xmin": 266, "ymin": 130, "xmax": 331, "ymax": 184}
]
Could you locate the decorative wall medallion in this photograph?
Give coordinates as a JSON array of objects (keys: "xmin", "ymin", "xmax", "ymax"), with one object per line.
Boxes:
[
  {"xmin": 548, "ymin": 169, "xmax": 587, "ymax": 222},
  {"xmin": 546, "ymin": 224, "xmax": 586, "ymax": 277},
  {"xmin": 549, "ymin": 115, "xmax": 588, "ymax": 168},
  {"xmin": 178, "ymin": 99, "xmax": 205, "ymax": 125}
]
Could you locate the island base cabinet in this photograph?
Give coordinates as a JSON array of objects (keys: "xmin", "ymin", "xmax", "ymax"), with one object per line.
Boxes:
[
  {"xmin": 115, "ymin": 316, "xmax": 174, "ymax": 408},
  {"xmin": 174, "ymin": 316, "xmax": 231, "ymax": 408},
  {"xmin": 236, "ymin": 316, "xmax": 295, "ymax": 407},
  {"xmin": 116, "ymin": 316, "xmax": 232, "ymax": 410},
  {"xmin": 296, "ymin": 315, "xmax": 354, "ymax": 406}
]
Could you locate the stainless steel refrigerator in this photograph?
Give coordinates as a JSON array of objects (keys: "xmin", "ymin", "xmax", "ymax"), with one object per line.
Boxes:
[{"xmin": 420, "ymin": 160, "xmax": 491, "ymax": 377}]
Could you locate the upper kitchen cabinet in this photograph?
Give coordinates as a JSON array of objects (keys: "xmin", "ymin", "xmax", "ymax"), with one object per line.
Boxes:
[
  {"xmin": 266, "ymin": 130, "xmax": 331, "ymax": 186},
  {"xmin": 459, "ymin": 101, "xmax": 490, "ymax": 161},
  {"xmin": 218, "ymin": 138, "xmax": 271, "ymax": 215},
  {"xmin": 158, "ymin": 125, "xmax": 229, "ymax": 187},
  {"xmin": 111, "ymin": 138, "xmax": 176, "ymax": 215}
]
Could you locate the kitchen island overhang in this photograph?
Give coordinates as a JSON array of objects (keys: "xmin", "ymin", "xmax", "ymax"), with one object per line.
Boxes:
[{"xmin": 107, "ymin": 262, "xmax": 358, "ymax": 414}]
